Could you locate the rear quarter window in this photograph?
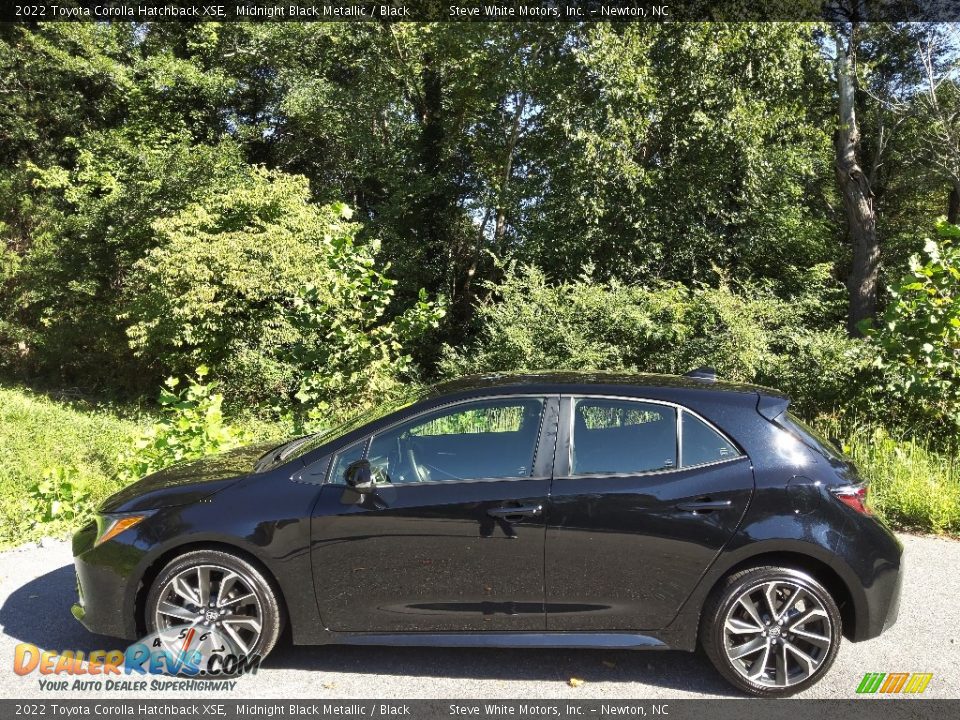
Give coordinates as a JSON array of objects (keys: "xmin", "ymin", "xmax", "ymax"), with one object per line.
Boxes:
[{"xmin": 681, "ymin": 411, "xmax": 740, "ymax": 467}]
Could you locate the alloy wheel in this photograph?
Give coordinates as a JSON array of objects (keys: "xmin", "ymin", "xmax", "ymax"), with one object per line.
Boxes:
[
  {"xmin": 154, "ymin": 564, "xmax": 264, "ymax": 655},
  {"xmin": 722, "ymin": 579, "xmax": 833, "ymax": 688}
]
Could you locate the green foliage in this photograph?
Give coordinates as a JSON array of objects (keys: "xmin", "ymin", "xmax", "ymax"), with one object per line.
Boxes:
[
  {"xmin": 118, "ymin": 368, "xmax": 244, "ymax": 484},
  {"xmin": 0, "ymin": 385, "xmax": 145, "ymax": 546},
  {"xmin": 443, "ymin": 263, "xmax": 872, "ymax": 418},
  {"xmin": 815, "ymin": 416, "xmax": 960, "ymax": 535},
  {"xmin": 286, "ymin": 280, "xmax": 444, "ymax": 431},
  {"xmin": 867, "ymin": 221, "xmax": 960, "ymax": 434},
  {"xmin": 6, "ymin": 132, "xmax": 248, "ymax": 390},
  {"xmin": 24, "ymin": 467, "xmax": 96, "ymax": 529},
  {"xmin": 122, "ymin": 167, "xmax": 437, "ymax": 410},
  {"xmin": 524, "ymin": 23, "xmax": 836, "ymax": 292},
  {"xmin": 0, "ymin": 383, "xmax": 286, "ymax": 547}
]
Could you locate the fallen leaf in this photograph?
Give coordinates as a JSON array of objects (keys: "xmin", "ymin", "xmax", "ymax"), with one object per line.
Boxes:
[{"xmin": 568, "ymin": 677, "xmax": 585, "ymax": 687}]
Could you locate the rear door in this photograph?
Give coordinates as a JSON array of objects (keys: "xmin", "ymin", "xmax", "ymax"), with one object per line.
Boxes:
[
  {"xmin": 311, "ymin": 395, "xmax": 559, "ymax": 632},
  {"xmin": 545, "ymin": 395, "xmax": 754, "ymax": 630}
]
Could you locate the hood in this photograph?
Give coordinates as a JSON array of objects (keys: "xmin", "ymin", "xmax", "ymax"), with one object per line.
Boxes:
[{"xmin": 99, "ymin": 441, "xmax": 280, "ymax": 513}]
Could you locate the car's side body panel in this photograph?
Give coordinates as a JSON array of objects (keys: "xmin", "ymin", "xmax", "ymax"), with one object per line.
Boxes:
[{"xmin": 71, "ymin": 372, "xmax": 903, "ymax": 659}]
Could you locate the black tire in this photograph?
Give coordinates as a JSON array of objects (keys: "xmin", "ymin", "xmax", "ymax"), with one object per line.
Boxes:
[
  {"xmin": 700, "ymin": 566, "xmax": 842, "ymax": 696},
  {"xmin": 145, "ymin": 549, "xmax": 283, "ymax": 661}
]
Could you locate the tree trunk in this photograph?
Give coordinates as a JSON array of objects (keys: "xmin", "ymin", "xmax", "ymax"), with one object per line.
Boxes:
[
  {"xmin": 948, "ymin": 181, "xmax": 960, "ymax": 225},
  {"xmin": 834, "ymin": 30, "xmax": 879, "ymax": 337}
]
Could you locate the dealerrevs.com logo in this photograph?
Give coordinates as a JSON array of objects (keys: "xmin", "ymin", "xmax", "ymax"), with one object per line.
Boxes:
[
  {"xmin": 856, "ymin": 672, "xmax": 934, "ymax": 694},
  {"xmin": 13, "ymin": 626, "xmax": 261, "ymax": 692}
]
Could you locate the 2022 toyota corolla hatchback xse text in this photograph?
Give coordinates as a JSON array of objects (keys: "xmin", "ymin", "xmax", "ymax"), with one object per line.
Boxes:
[{"xmin": 71, "ymin": 371, "xmax": 903, "ymax": 696}]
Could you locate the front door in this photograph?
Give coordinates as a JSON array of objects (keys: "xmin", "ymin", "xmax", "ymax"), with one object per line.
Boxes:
[
  {"xmin": 545, "ymin": 396, "xmax": 754, "ymax": 630},
  {"xmin": 312, "ymin": 395, "xmax": 558, "ymax": 632}
]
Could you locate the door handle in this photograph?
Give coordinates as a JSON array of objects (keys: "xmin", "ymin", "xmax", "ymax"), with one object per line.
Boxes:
[
  {"xmin": 487, "ymin": 504, "xmax": 543, "ymax": 519},
  {"xmin": 676, "ymin": 499, "xmax": 733, "ymax": 513}
]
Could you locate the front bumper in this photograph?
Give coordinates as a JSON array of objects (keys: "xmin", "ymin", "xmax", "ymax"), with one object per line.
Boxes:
[{"xmin": 71, "ymin": 519, "xmax": 141, "ymax": 640}]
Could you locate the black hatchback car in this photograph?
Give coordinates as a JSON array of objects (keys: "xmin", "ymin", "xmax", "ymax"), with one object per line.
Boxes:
[{"xmin": 72, "ymin": 371, "xmax": 902, "ymax": 695}]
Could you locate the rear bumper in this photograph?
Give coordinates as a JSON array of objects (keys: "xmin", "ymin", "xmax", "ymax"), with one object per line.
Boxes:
[
  {"xmin": 846, "ymin": 521, "xmax": 904, "ymax": 642},
  {"xmin": 880, "ymin": 547, "xmax": 903, "ymax": 634}
]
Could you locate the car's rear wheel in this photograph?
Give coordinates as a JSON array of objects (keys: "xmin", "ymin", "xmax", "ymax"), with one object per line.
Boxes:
[
  {"xmin": 145, "ymin": 549, "xmax": 282, "ymax": 660},
  {"xmin": 701, "ymin": 566, "xmax": 842, "ymax": 696}
]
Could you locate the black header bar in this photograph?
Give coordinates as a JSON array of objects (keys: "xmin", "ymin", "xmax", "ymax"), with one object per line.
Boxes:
[
  {"xmin": 3, "ymin": 1, "xmax": 959, "ymax": 23},
  {"xmin": 0, "ymin": 700, "xmax": 956, "ymax": 719}
]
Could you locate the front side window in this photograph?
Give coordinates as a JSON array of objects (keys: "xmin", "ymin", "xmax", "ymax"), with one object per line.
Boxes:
[
  {"xmin": 571, "ymin": 399, "xmax": 677, "ymax": 475},
  {"xmin": 680, "ymin": 411, "xmax": 739, "ymax": 467},
  {"xmin": 329, "ymin": 439, "xmax": 366, "ymax": 485},
  {"xmin": 364, "ymin": 397, "xmax": 545, "ymax": 484}
]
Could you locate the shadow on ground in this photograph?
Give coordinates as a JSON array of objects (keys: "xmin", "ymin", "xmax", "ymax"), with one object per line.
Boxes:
[{"xmin": 1, "ymin": 562, "xmax": 738, "ymax": 696}]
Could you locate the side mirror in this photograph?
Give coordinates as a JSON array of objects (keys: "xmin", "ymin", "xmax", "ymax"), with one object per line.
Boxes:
[{"xmin": 344, "ymin": 458, "xmax": 374, "ymax": 493}]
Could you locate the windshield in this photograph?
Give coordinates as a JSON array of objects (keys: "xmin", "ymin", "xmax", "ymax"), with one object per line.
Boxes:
[
  {"xmin": 273, "ymin": 387, "xmax": 428, "ymax": 467},
  {"xmin": 778, "ymin": 412, "xmax": 848, "ymax": 463}
]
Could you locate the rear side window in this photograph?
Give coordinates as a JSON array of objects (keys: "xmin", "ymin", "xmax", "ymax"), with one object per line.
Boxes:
[
  {"xmin": 571, "ymin": 399, "xmax": 677, "ymax": 474},
  {"xmin": 681, "ymin": 411, "xmax": 739, "ymax": 467}
]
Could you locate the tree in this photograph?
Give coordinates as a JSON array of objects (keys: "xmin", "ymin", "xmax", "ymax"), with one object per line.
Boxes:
[
  {"xmin": 915, "ymin": 31, "xmax": 960, "ymax": 224},
  {"xmin": 833, "ymin": 23, "xmax": 880, "ymax": 335}
]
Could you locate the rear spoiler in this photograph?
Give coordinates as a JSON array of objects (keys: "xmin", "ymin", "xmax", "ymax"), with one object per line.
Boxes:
[{"xmin": 757, "ymin": 392, "xmax": 789, "ymax": 421}]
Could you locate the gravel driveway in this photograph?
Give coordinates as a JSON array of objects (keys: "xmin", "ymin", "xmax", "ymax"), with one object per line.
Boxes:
[{"xmin": 0, "ymin": 533, "xmax": 956, "ymax": 699}]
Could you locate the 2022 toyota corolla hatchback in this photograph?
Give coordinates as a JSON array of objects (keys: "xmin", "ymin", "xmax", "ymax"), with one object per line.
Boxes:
[{"xmin": 72, "ymin": 370, "xmax": 902, "ymax": 695}]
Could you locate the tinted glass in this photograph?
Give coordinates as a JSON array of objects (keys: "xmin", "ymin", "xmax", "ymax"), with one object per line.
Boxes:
[
  {"xmin": 279, "ymin": 386, "xmax": 427, "ymax": 468},
  {"xmin": 571, "ymin": 400, "xmax": 677, "ymax": 475},
  {"xmin": 329, "ymin": 440, "xmax": 367, "ymax": 484},
  {"xmin": 366, "ymin": 398, "xmax": 545, "ymax": 484},
  {"xmin": 779, "ymin": 412, "xmax": 847, "ymax": 462},
  {"xmin": 681, "ymin": 411, "xmax": 739, "ymax": 466}
]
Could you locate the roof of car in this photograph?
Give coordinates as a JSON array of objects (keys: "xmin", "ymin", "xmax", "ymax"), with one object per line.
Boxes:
[{"xmin": 425, "ymin": 371, "xmax": 788, "ymax": 400}]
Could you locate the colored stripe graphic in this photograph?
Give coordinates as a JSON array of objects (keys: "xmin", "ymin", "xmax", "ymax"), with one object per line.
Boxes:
[
  {"xmin": 903, "ymin": 673, "xmax": 933, "ymax": 694},
  {"xmin": 856, "ymin": 672, "xmax": 885, "ymax": 693},
  {"xmin": 880, "ymin": 672, "xmax": 910, "ymax": 693},
  {"xmin": 856, "ymin": 672, "xmax": 932, "ymax": 694}
]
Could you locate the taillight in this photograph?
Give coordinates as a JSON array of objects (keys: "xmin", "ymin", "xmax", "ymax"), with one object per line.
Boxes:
[{"xmin": 830, "ymin": 484, "xmax": 871, "ymax": 515}]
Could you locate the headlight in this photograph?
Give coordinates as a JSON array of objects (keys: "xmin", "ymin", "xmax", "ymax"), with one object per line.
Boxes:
[{"xmin": 94, "ymin": 513, "xmax": 150, "ymax": 547}]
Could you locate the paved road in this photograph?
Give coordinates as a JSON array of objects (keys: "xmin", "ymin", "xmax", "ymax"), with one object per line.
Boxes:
[{"xmin": 0, "ymin": 534, "xmax": 957, "ymax": 699}]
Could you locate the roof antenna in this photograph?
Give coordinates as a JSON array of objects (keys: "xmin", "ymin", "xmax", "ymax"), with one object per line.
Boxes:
[{"xmin": 684, "ymin": 367, "xmax": 717, "ymax": 383}]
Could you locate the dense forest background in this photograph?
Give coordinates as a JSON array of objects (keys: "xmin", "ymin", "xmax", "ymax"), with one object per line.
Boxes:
[{"xmin": 1, "ymin": 21, "xmax": 959, "ymax": 541}]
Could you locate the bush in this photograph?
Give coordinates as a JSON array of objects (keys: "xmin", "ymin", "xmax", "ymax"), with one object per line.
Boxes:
[
  {"xmin": 3, "ymin": 132, "xmax": 248, "ymax": 393},
  {"xmin": 123, "ymin": 167, "xmax": 442, "ymax": 417},
  {"xmin": 118, "ymin": 367, "xmax": 244, "ymax": 484},
  {"xmin": 442, "ymin": 262, "xmax": 873, "ymax": 417},
  {"xmin": 24, "ymin": 467, "xmax": 96, "ymax": 530},
  {"xmin": 286, "ymin": 284, "xmax": 443, "ymax": 432},
  {"xmin": 866, "ymin": 221, "xmax": 960, "ymax": 440}
]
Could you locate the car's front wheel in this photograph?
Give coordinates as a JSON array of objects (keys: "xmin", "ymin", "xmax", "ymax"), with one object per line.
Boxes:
[
  {"xmin": 701, "ymin": 566, "xmax": 842, "ymax": 696},
  {"xmin": 145, "ymin": 549, "xmax": 282, "ymax": 661}
]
